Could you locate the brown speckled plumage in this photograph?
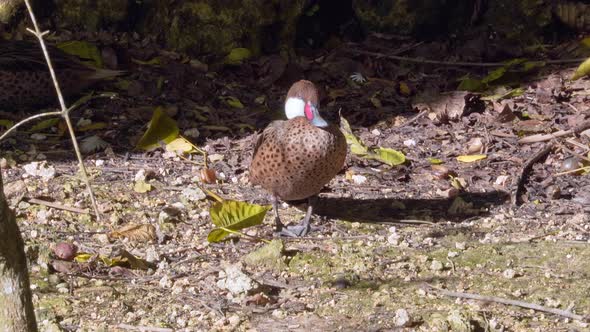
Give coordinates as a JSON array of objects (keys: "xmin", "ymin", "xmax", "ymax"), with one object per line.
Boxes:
[
  {"xmin": 0, "ymin": 40, "xmax": 121, "ymax": 109},
  {"xmin": 250, "ymin": 117, "xmax": 346, "ymax": 201}
]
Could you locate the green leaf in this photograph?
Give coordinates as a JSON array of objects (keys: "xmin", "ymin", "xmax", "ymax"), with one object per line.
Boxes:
[
  {"xmin": 368, "ymin": 147, "xmax": 406, "ymax": 166},
  {"xmin": 0, "ymin": 119, "xmax": 14, "ymax": 129},
  {"xmin": 31, "ymin": 118, "xmax": 60, "ymax": 132},
  {"xmin": 224, "ymin": 96, "xmax": 244, "ymax": 109},
  {"xmin": 481, "ymin": 67, "xmax": 507, "ymax": 84},
  {"xmin": 207, "ymin": 200, "xmax": 271, "ymax": 242},
  {"xmin": 136, "ymin": 107, "xmax": 179, "ymax": 151},
  {"xmin": 572, "ymin": 57, "xmax": 590, "ymax": 80},
  {"xmin": 339, "ymin": 116, "xmax": 368, "ymax": 156},
  {"xmin": 57, "ymin": 40, "xmax": 103, "ymax": 67},
  {"xmin": 522, "ymin": 61, "xmax": 545, "ymax": 72},
  {"xmin": 224, "ymin": 48, "xmax": 252, "ymax": 65},
  {"xmin": 457, "ymin": 76, "xmax": 484, "ymax": 92},
  {"xmin": 428, "ymin": 158, "xmax": 444, "ymax": 165}
]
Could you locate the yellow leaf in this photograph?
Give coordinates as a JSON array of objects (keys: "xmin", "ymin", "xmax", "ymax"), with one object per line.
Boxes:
[
  {"xmin": 131, "ymin": 57, "xmax": 161, "ymax": 66},
  {"xmin": 368, "ymin": 147, "xmax": 406, "ymax": 166},
  {"xmin": 134, "ymin": 180, "xmax": 152, "ymax": 193},
  {"xmin": 224, "ymin": 96, "xmax": 244, "ymax": 109},
  {"xmin": 166, "ymin": 137, "xmax": 195, "ymax": 153},
  {"xmin": 399, "ymin": 82, "xmax": 411, "ymax": 96},
  {"xmin": 224, "ymin": 48, "xmax": 252, "ymax": 65},
  {"xmin": 428, "ymin": 158, "xmax": 444, "ymax": 165},
  {"xmin": 74, "ymin": 253, "xmax": 93, "ymax": 263},
  {"xmin": 339, "ymin": 116, "xmax": 368, "ymax": 156},
  {"xmin": 57, "ymin": 40, "xmax": 103, "ymax": 67},
  {"xmin": 136, "ymin": 107, "xmax": 179, "ymax": 151},
  {"xmin": 457, "ymin": 154, "xmax": 487, "ymax": 163},
  {"xmin": 207, "ymin": 200, "xmax": 271, "ymax": 242},
  {"xmin": 78, "ymin": 122, "xmax": 108, "ymax": 132},
  {"xmin": 572, "ymin": 57, "xmax": 590, "ymax": 80}
]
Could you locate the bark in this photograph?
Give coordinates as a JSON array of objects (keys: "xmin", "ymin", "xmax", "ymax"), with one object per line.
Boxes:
[{"xmin": 0, "ymin": 168, "xmax": 37, "ymax": 332}]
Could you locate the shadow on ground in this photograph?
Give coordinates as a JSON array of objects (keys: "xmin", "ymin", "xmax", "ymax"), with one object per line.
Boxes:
[{"xmin": 301, "ymin": 190, "xmax": 511, "ymax": 223}]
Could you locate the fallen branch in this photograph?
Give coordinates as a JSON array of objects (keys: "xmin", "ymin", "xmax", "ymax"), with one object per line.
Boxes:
[
  {"xmin": 425, "ymin": 284, "xmax": 588, "ymax": 322},
  {"xmin": 518, "ymin": 120, "xmax": 590, "ymax": 144}
]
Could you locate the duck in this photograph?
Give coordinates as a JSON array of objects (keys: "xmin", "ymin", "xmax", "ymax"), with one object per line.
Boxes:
[
  {"xmin": 0, "ymin": 40, "xmax": 121, "ymax": 110},
  {"xmin": 249, "ymin": 80, "xmax": 347, "ymax": 236}
]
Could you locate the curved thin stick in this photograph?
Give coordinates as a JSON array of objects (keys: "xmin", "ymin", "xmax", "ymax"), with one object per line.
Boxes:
[{"xmin": 0, "ymin": 111, "xmax": 61, "ymax": 142}]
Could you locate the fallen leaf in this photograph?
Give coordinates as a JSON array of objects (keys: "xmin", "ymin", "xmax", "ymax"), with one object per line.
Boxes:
[
  {"xmin": 225, "ymin": 48, "xmax": 252, "ymax": 65},
  {"xmin": 224, "ymin": 96, "xmax": 245, "ymax": 109},
  {"xmin": 166, "ymin": 137, "xmax": 194, "ymax": 153},
  {"xmin": 78, "ymin": 122, "xmax": 108, "ymax": 131},
  {"xmin": 340, "ymin": 116, "xmax": 368, "ymax": 155},
  {"xmin": 207, "ymin": 200, "xmax": 271, "ymax": 243},
  {"xmin": 368, "ymin": 147, "xmax": 406, "ymax": 166},
  {"xmin": 134, "ymin": 180, "xmax": 152, "ymax": 193},
  {"xmin": 31, "ymin": 118, "xmax": 60, "ymax": 132},
  {"xmin": 136, "ymin": 107, "xmax": 179, "ymax": 151},
  {"xmin": 109, "ymin": 224, "xmax": 157, "ymax": 242},
  {"xmin": 572, "ymin": 57, "xmax": 590, "ymax": 80},
  {"xmin": 457, "ymin": 154, "xmax": 487, "ymax": 163}
]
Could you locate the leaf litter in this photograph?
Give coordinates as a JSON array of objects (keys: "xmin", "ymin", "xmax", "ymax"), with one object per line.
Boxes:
[{"xmin": 1, "ymin": 29, "xmax": 590, "ymax": 331}]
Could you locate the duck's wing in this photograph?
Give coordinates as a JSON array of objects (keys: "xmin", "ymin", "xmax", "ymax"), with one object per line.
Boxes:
[{"xmin": 252, "ymin": 120, "xmax": 284, "ymax": 158}]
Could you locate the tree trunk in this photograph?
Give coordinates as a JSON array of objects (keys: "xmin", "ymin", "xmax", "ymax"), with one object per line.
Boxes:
[{"xmin": 0, "ymin": 167, "xmax": 37, "ymax": 331}]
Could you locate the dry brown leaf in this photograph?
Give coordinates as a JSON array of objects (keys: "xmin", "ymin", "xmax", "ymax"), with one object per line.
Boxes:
[{"xmin": 109, "ymin": 224, "xmax": 157, "ymax": 242}]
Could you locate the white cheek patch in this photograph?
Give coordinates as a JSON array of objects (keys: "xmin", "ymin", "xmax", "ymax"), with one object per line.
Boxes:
[{"xmin": 285, "ymin": 97, "xmax": 305, "ymax": 119}]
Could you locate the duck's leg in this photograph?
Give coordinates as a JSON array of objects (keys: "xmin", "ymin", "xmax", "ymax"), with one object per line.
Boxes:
[
  {"xmin": 272, "ymin": 194, "xmax": 285, "ymax": 233},
  {"xmin": 278, "ymin": 196, "xmax": 316, "ymax": 237}
]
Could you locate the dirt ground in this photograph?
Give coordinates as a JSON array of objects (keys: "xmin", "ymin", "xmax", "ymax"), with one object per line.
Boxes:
[{"xmin": 1, "ymin": 32, "xmax": 590, "ymax": 331}]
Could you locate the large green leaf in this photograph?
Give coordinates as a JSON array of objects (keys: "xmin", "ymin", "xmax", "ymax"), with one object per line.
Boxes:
[
  {"xmin": 572, "ymin": 57, "xmax": 590, "ymax": 80},
  {"xmin": 207, "ymin": 200, "xmax": 271, "ymax": 242},
  {"xmin": 136, "ymin": 107, "xmax": 179, "ymax": 151},
  {"xmin": 339, "ymin": 116, "xmax": 368, "ymax": 156},
  {"xmin": 368, "ymin": 147, "xmax": 406, "ymax": 166}
]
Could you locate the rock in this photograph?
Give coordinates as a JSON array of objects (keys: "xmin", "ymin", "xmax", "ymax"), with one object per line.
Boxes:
[
  {"xmin": 394, "ymin": 308, "xmax": 411, "ymax": 327},
  {"xmin": 216, "ymin": 263, "xmax": 259, "ymax": 295}
]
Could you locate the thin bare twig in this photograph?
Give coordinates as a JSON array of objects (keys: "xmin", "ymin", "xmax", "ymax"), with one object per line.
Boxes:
[
  {"xmin": 0, "ymin": 111, "xmax": 62, "ymax": 142},
  {"xmin": 348, "ymin": 49, "xmax": 587, "ymax": 67},
  {"xmin": 116, "ymin": 324, "xmax": 173, "ymax": 332},
  {"xmin": 23, "ymin": 0, "xmax": 101, "ymax": 220},
  {"xmin": 425, "ymin": 284, "xmax": 588, "ymax": 322},
  {"xmin": 27, "ymin": 198, "xmax": 90, "ymax": 214},
  {"xmin": 513, "ymin": 143, "xmax": 554, "ymax": 205}
]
